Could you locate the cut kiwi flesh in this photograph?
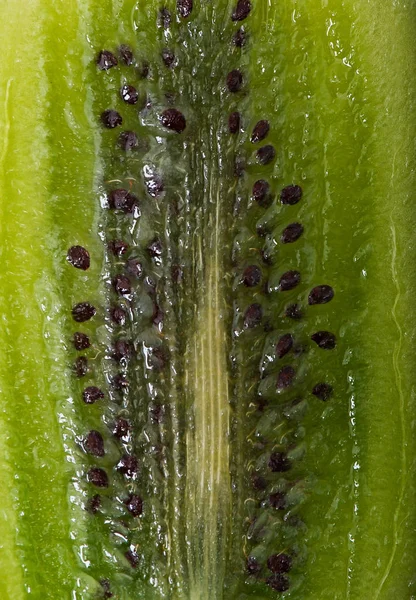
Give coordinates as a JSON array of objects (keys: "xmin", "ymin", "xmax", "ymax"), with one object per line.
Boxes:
[{"xmin": 0, "ymin": 1, "xmax": 415, "ymax": 598}]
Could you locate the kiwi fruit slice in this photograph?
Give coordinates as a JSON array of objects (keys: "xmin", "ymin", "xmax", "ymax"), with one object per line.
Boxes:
[{"xmin": 0, "ymin": 0, "xmax": 415, "ymax": 598}]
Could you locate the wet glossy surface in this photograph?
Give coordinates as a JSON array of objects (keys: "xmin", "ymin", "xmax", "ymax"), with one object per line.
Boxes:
[{"xmin": 0, "ymin": 1, "xmax": 415, "ymax": 599}]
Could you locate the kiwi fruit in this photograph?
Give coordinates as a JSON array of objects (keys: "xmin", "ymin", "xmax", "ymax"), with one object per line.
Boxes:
[{"xmin": 0, "ymin": 1, "xmax": 415, "ymax": 599}]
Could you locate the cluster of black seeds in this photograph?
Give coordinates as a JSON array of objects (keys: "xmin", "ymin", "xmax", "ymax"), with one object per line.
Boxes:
[
  {"xmin": 95, "ymin": 40, "xmax": 155, "ymax": 539},
  {"xmin": 227, "ymin": 2, "xmax": 301, "ymax": 593},
  {"xmin": 232, "ymin": 0, "xmax": 252, "ymax": 21},
  {"xmin": 70, "ymin": 37, "xmax": 191, "ymax": 583},
  {"xmin": 226, "ymin": 2, "xmax": 340, "ymax": 594},
  {"xmin": 177, "ymin": 0, "xmax": 193, "ymax": 19},
  {"xmin": 93, "ymin": 26, "xmax": 186, "ymax": 578},
  {"xmin": 246, "ymin": 551, "xmax": 292, "ymax": 592},
  {"xmin": 67, "ymin": 246, "xmax": 95, "ymax": 382},
  {"xmin": 97, "ymin": 40, "xmax": 187, "ymax": 153},
  {"xmin": 88, "ymin": 3, "xmax": 339, "ymax": 593}
]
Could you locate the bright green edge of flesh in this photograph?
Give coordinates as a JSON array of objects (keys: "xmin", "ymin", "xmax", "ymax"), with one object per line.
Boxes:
[{"xmin": 0, "ymin": 1, "xmax": 415, "ymax": 599}]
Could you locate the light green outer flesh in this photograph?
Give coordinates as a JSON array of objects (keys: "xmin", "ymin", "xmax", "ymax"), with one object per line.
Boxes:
[
  {"xmin": 0, "ymin": 1, "xmax": 106, "ymax": 597},
  {"xmin": 0, "ymin": 1, "xmax": 415, "ymax": 599},
  {"xmin": 346, "ymin": 3, "xmax": 416, "ymax": 598},
  {"xmin": 0, "ymin": 3, "xmax": 75, "ymax": 598}
]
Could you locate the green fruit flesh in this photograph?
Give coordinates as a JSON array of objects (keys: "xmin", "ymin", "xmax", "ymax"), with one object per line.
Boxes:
[{"xmin": 0, "ymin": 1, "xmax": 415, "ymax": 598}]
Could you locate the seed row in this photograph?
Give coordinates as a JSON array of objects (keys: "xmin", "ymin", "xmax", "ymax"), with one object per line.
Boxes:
[{"xmin": 227, "ymin": 2, "xmax": 336, "ymax": 593}]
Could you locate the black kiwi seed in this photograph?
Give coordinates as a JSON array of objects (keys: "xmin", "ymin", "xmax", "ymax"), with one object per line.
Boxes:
[
  {"xmin": 280, "ymin": 184, "xmax": 302, "ymax": 205},
  {"xmin": 276, "ymin": 333, "xmax": 293, "ymax": 359},
  {"xmin": 242, "ymin": 265, "xmax": 262, "ymax": 287},
  {"xmin": 126, "ymin": 259, "xmax": 143, "ymax": 278},
  {"xmin": 246, "ymin": 556, "xmax": 261, "ymax": 575},
  {"xmin": 97, "ymin": 50, "xmax": 118, "ymax": 71},
  {"xmin": 268, "ymin": 451, "xmax": 291, "ymax": 472},
  {"xmin": 311, "ymin": 331, "xmax": 336, "ymax": 350},
  {"xmin": 101, "ymin": 109, "xmax": 123, "ymax": 129},
  {"xmin": 83, "ymin": 386, "xmax": 105, "ymax": 405},
  {"xmin": 244, "ymin": 303, "xmax": 263, "ymax": 328},
  {"xmin": 267, "ymin": 574, "xmax": 290, "ymax": 592},
  {"xmin": 159, "ymin": 7, "xmax": 172, "ymax": 28},
  {"xmin": 177, "ymin": 0, "xmax": 193, "ymax": 18},
  {"xmin": 161, "ymin": 108, "xmax": 187, "ymax": 133},
  {"xmin": 267, "ymin": 553, "xmax": 292, "ymax": 574},
  {"xmin": 269, "ymin": 491, "xmax": 286, "ymax": 510},
  {"xmin": 117, "ymin": 454, "xmax": 139, "ymax": 477},
  {"xmin": 108, "ymin": 239, "xmax": 129, "ymax": 256},
  {"xmin": 150, "ymin": 403, "xmax": 165, "ymax": 424},
  {"xmin": 72, "ymin": 302, "xmax": 96, "ymax": 322},
  {"xmin": 308, "ymin": 285, "xmax": 334, "ymax": 305},
  {"xmin": 67, "ymin": 245, "xmax": 90, "ymax": 270},
  {"xmin": 285, "ymin": 303, "xmax": 302, "ymax": 320},
  {"xmin": 232, "ymin": 0, "xmax": 252, "ymax": 21},
  {"xmin": 124, "ymin": 494, "xmax": 143, "ymax": 517},
  {"xmin": 99, "ymin": 579, "xmax": 113, "ymax": 599},
  {"xmin": 228, "ymin": 111, "xmax": 241, "ymax": 134},
  {"xmin": 147, "ymin": 238, "xmax": 163, "ymax": 259},
  {"xmin": 88, "ymin": 467, "xmax": 109, "ymax": 488},
  {"xmin": 118, "ymin": 130, "xmax": 139, "ymax": 151},
  {"xmin": 113, "ymin": 274, "xmax": 132, "ymax": 296},
  {"xmin": 281, "ymin": 222, "xmax": 304, "ymax": 244},
  {"xmin": 73, "ymin": 332, "xmax": 91, "ymax": 351},
  {"xmin": 162, "ymin": 48, "xmax": 176, "ymax": 68},
  {"xmin": 125, "ymin": 547, "xmax": 140, "ymax": 568},
  {"xmin": 112, "ymin": 373, "xmax": 129, "ymax": 391},
  {"xmin": 85, "ymin": 430, "xmax": 105, "ymax": 457},
  {"xmin": 227, "ymin": 69, "xmax": 243, "ymax": 92},
  {"xmin": 87, "ymin": 494, "xmax": 102, "ymax": 514},
  {"xmin": 279, "ymin": 270, "xmax": 301, "ymax": 291},
  {"xmin": 112, "ymin": 417, "xmax": 131, "ymax": 439},
  {"xmin": 111, "ymin": 305, "xmax": 127, "ymax": 325},
  {"xmin": 277, "ymin": 365, "xmax": 296, "ymax": 389},
  {"xmin": 108, "ymin": 189, "xmax": 137, "ymax": 213},
  {"xmin": 256, "ymin": 144, "xmax": 276, "ymax": 165},
  {"xmin": 74, "ymin": 356, "xmax": 88, "ymax": 378},
  {"xmin": 113, "ymin": 340, "xmax": 132, "ymax": 362},
  {"xmin": 251, "ymin": 119, "xmax": 270, "ymax": 143},
  {"xmin": 118, "ymin": 44, "xmax": 134, "ymax": 65},
  {"xmin": 312, "ymin": 382, "xmax": 333, "ymax": 401},
  {"xmin": 252, "ymin": 179, "xmax": 271, "ymax": 207},
  {"xmin": 120, "ymin": 84, "xmax": 139, "ymax": 105},
  {"xmin": 233, "ymin": 27, "xmax": 246, "ymax": 47}
]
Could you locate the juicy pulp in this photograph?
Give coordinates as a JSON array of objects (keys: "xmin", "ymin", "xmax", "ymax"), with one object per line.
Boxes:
[{"xmin": 0, "ymin": 1, "xmax": 415, "ymax": 598}]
